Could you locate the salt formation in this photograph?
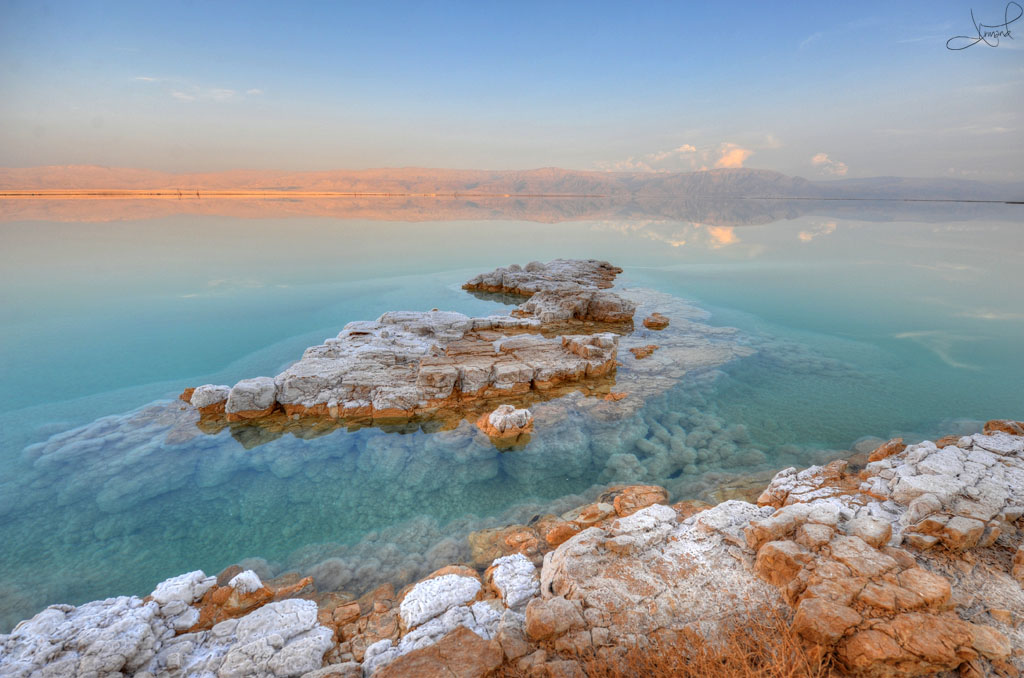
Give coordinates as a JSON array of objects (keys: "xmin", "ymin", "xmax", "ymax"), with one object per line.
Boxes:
[{"xmin": 184, "ymin": 260, "xmax": 635, "ymax": 431}]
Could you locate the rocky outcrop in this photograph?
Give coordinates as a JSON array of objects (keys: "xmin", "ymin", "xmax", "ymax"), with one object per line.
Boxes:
[
  {"xmin": 0, "ymin": 571, "xmax": 333, "ymax": 678},
  {"xmin": 7, "ymin": 425, "xmax": 1021, "ymax": 678},
  {"xmin": 183, "ymin": 260, "xmax": 635, "ymax": 439},
  {"xmin": 462, "ymin": 259, "xmax": 636, "ymax": 324},
  {"xmin": 475, "ymin": 405, "xmax": 533, "ymax": 445}
]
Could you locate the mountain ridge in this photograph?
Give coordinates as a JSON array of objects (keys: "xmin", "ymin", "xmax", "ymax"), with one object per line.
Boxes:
[{"xmin": 0, "ymin": 165, "xmax": 1020, "ymax": 201}]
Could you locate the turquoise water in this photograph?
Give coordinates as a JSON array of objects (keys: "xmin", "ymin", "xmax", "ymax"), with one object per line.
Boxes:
[{"xmin": 1, "ymin": 201, "xmax": 1022, "ymax": 630}]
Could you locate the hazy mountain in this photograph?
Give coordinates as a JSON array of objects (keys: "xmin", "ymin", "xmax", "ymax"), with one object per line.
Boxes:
[{"xmin": 1, "ymin": 165, "xmax": 1021, "ymax": 201}]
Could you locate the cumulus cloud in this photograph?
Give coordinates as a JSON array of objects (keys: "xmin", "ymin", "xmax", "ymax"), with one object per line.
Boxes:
[
  {"xmin": 714, "ymin": 143, "xmax": 753, "ymax": 169},
  {"xmin": 598, "ymin": 141, "xmax": 756, "ymax": 173},
  {"xmin": 811, "ymin": 152, "xmax": 849, "ymax": 176}
]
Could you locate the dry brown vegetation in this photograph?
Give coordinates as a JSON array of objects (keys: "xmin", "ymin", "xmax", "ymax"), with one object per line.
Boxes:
[{"xmin": 497, "ymin": 606, "xmax": 835, "ymax": 678}]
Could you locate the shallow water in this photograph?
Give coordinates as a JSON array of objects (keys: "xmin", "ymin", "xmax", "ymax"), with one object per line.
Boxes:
[{"xmin": 1, "ymin": 199, "xmax": 1022, "ymax": 630}]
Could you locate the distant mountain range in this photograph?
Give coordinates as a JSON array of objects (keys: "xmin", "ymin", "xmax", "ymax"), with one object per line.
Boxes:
[{"xmin": 1, "ymin": 165, "xmax": 1022, "ymax": 201}]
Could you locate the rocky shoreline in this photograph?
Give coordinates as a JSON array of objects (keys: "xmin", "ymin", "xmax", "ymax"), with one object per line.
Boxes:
[{"xmin": 3, "ymin": 421, "xmax": 1023, "ymax": 677}]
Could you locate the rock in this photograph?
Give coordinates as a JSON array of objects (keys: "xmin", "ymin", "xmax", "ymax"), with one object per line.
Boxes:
[
  {"xmin": 476, "ymin": 404, "xmax": 533, "ymax": 442},
  {"xmin": 544, "ymin": 522, "xmax": 583, "ymax": 547},
  {"xmin": 398, "ymin": 574, "xmax": 482, "ymax": 630},
  {"xmin": 300, "ymin": 664, "xmax": 361, "ymax": 678},
  {"xmin": 150, "ymin": 570, "xmax": 217, "ymax": 605},
  {"xmin": 374, "ymin": 625, "xmax": 503, "ymax": 678},
  {"xmin": 791, "ymin": 598, "xmax": 861, "ymax": 645},
  {"xmin": 868, "ymin": 438, "xmax": 906, "ymax": 462},
  {"xmin": 828, "ymin": 535, "xmax": 898, "ymax": 578},
  {"xmin": 524, "ymin": 596, "xmax": 584, "ymax": 641},
  {"xmin": 754, "ymin": 540, "xmax": 814, "ymax": 587},
  {"xmin": 486, "ymin": 554, "xmax": 540, "ymax": 611},
  {"xmin": 225, "ymin": 377, "xmax": 278, "ymax": 420},
  {"xmin": 190, "ymin": 384, "xmax": 231, "ymax": 412},
  {"xmin": 941, "ymin": 516, "xmax": 986, "ymax": 551},
  {"xmin": 628, "ymin": 345, "xmax": 658, "ymax": 359},
  {"xmin": 468, "ymin": 524, "xmax": 543, "ymax": 568},
  {"xmin": 846, "ymin": 516, "xmax": 892, "ymax": 548},
  {"xmin": 983, "ymin": 419, "xmax": 1024, "ymax": 436},
  {"xmin": 642, "ymin": 313, "xmax": 670, "ymax": 330},
  {"xmin": 1014, "ymin": 546, "xmax": 1024, "ymax": 584},
  {"xmin": 0, "ymin": 574, "xmax": 333, "ymax": 678},
  {"xmin": 228, "ymin": 570, "xmax": 263, "ymax": 594},
  {"xmin": 603, "ymin": 484, "xmax": 670, "ymax": 517}
]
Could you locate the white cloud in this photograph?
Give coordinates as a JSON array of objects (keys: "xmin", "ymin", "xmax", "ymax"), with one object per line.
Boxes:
[
  {"xmin": 714, "ymin": 142, "xmax": 752, "ymax": 169},
  {"xmin": 598, "ymin": 141, "xmax": 757, "ymax": 173},
  {"xmin": 811, "ymin": 152, "xmax": 849, "ymax": 176},
  {"xmin": 246, "ymin": 88, "xmax": 264, "ymax": 96},
  {"xmin": 170, "ymin": 90, "xmax": 196, "ymax": 102},
  {"xmin": 134, "ymin": 76, "xmax": 158, "ymax": 82}
]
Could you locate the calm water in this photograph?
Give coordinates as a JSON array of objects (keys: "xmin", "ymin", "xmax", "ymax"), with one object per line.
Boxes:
[{"xmin": 1, "ymin": 199, "xmax": 1022, "ymax": 630}]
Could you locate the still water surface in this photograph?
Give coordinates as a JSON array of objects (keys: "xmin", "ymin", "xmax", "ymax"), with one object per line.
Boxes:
[{"xmin": 0, "ymin": 199, "xmax": 1021, "ymax": 629}]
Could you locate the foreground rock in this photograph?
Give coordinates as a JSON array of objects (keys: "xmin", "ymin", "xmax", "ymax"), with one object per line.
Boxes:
[
  {"xmin": 0, "ymin": 571, "xmax": 333, "ymax": 678},
  {"xmin": 6, "ymin": 425, "xmax": 1021, "ymax": 678}
]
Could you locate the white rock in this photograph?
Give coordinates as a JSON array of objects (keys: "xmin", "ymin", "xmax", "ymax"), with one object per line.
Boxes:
[
  {"xmin": 228, "ymin": 570, "xmax": 263, "ymax": 594},
  {"xmin": 226, "ymin": 377, "xmax": 277, "ymax": 413},
  {"xmin": 189, "ymin": 384, "xmax": 231, "ymax": 409},
  {"xmin": 398, "ymin": 574, "xmax": 482, "ymax": 629},
  {"xmin": 150, "ymin": 570, "xmax": 216, "ymax": 606},
  {"xmin": 489, "ymin": 554, "xmax": 540, "ymax": 610}
]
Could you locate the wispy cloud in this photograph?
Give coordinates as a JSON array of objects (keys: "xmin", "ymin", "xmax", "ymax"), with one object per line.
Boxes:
[
  {"xmin": 811, "ymin": 152, "xmax": 849, "ymax": 176},
  {"xmin": 132, "ymin": 75, "xmax": 258, "ymax": 103},
  {"xmin": 799, "ymin": 32, "xmax": 822, "ymax": 49}
]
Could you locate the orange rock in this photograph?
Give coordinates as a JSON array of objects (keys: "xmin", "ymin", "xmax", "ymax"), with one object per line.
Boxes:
[
  {"xmin": 754, "ymin": 540, "xmax": 813, "ymax": 587},
  {"xmin": 837, "ymin": 629, "xmax": 908, "ymax": 673},
  {"xmin": 935, "ymin": 434, "xmax": 962, "ymax": 449},
  {"xmin": 983, "ymin": 419, "xmax": 1024, "ymax": 436},
  {"xmin": 628, "ymin": 345, "xmax": 658, "ymax": 359},
  {"xmin": 375, "ymin": 625, "xmax": 503, "ymax": 678},
  {"xmin": 178, "ymin": 387, "xmax": 196, "ymax": 403},
  {"xmin": 868, "ymin": 438, "xmax": 906, "ymax": 462},
  {"xmin": 602, "ymin": 392, "xmax": 627, "ymax": 401},
  {"xmin": 544, "ymin": 522, "xmax": 583, "ymax": 547},
  {"xmin": 671, "ymin": 499, "xmax": 712, "ymax": 520},
  {"xmin": 791, "ymin": 598, "xmax": 861, "ymax": 645},
  {"xmin": 468, "ymin": 524, "xmax": 542, "ymax": 568},
  {"xmin": 524, "ymin": 596, "xmax": 585, "ymax": 641},
  {"xmin": 601, "ymin": 485, "xmax": 670, "ymax": 517},
  {"xmin": 642, "ymin": 313, "xmax": 670, "ymax": 330}
]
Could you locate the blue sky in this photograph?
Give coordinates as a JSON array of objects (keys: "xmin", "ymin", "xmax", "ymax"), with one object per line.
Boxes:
[{"xmin": 1, "ymin": 0, "xmax": 1021, "ymax": 178}]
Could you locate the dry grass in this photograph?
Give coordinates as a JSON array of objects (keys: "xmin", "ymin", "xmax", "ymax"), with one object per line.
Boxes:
[{"xmin": 497, "ymin": 606, "xmax": 835, "ymax": 678}]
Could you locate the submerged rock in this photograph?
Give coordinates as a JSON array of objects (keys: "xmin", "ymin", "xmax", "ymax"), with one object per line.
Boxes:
[{"xmin": 642, "ymin": 312, "xmax": 670, "ymax": 330}]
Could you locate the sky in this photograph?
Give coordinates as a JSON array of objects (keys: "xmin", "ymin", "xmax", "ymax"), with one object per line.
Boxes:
[{"xmin": 0, "ymin": 0, "xmax": 1021, "ymax": 179}]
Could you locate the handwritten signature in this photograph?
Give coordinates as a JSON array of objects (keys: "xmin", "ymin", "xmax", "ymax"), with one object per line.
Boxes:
[{"xmin": 947, "ymin": 1, "xmax": 1021, "ymax": 49}]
